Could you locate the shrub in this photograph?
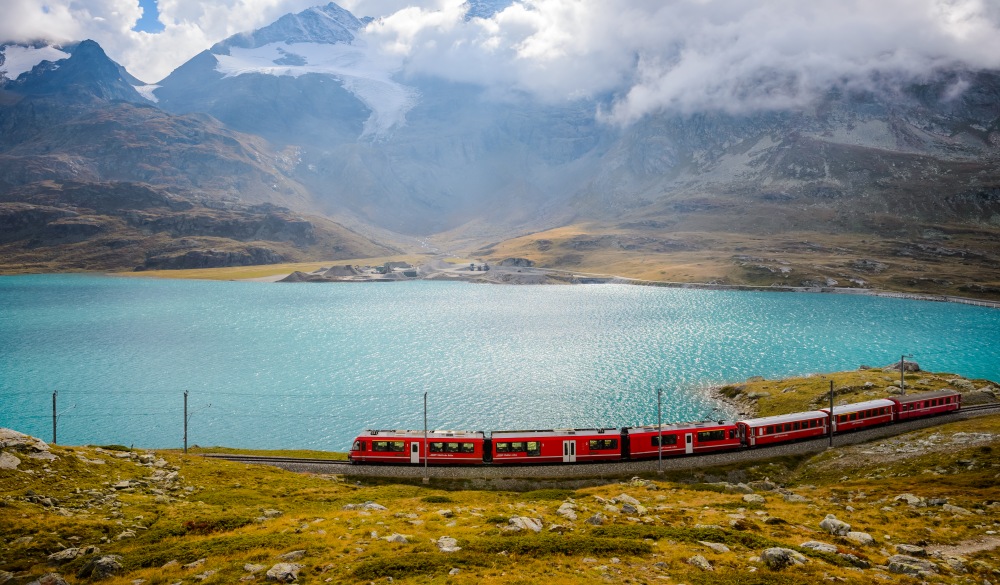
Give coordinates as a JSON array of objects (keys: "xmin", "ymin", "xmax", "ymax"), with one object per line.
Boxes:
[
  {"xmin": 464, "ymin": 534, "xmax": 651, "ymax": 557},
  {"xmin": 421, "ymin": 495, "xmax": 454, "ymax": 503}
]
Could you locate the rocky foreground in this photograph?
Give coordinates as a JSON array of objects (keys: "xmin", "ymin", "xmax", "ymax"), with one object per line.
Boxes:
[{"xmin": 2, "ymin": 397, "xmax": 1000, "ymax": 585}]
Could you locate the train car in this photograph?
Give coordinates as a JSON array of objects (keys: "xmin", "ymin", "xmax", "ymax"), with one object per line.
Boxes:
[
  {"xmin": 737, "ymin": 410, "xmax": 829, "ymax": 447},
  {"xmin": 349, "ymin": 429, "xmax": 485, "ymax": 465},
  {"xmin": 623, "ymin": 421, "xmax": 741, "ymax": 459},
  {"xmin": 489, "ymin": 428, "xmax": 622, "ymax": 464},
  {"xmin": 891, "ymin": 389, "xmax": 961, "ymax": 421},
  {"xmin": 819, "ymin": 399, "xmax": 895, "ymax": 433}
]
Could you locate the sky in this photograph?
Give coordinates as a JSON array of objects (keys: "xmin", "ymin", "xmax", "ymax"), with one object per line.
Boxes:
[{"xmin": 4, "ymin": 0, "xmax": 1000, "ymax": 122}]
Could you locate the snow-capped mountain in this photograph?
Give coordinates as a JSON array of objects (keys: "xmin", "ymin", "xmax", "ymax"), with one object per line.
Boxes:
[{"xmin": 0, "ymin": 43, "xmax": 71, "ymax": 81}]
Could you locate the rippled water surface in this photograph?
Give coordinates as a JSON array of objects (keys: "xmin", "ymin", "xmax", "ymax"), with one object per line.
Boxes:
[{"xmin": 1, "ymin": 275, "xmax": 997, "ymax": 450}]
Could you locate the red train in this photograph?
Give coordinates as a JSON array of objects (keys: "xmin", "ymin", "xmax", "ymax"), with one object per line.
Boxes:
[{"xmin": 348, "ymin": 389, "xmax": 961, "ymax": 465}]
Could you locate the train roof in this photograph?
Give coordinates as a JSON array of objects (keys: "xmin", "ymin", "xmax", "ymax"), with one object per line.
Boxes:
[
  {"xmin": 891, "ymin": 389, "xmax": 961, "ymax": 404},
  {"xmin": 623, "ymin": 420, "xmax": 735, "ymax": 434},
  {"xmin": 358, "ymin": 429, "xmax": 485, "ymax": 440},
  {"xmin": 491, "ymin": 428, "xmax": 620, "ymax": 439},
  {"xmin": 819, "ymin": 398, "xmax": 895, "ymax": 416},
  {"xmin": 738, "ymin": 410, "xmax": 829, "ymax": 427}
]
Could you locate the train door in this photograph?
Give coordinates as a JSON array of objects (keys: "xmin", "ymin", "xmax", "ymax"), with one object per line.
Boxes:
[
  {"xmin": 562, "ymin": 440, "xmax": 576, "ymax": 463},
  {"xmin": 410, "ymin": 442, "xmax": 420, "ymax": 464},
  {"xmin": 685, "ymin": 433, "xmax": 693, "ymax": 454}
]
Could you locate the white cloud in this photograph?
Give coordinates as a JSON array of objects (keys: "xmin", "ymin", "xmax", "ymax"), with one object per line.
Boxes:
[{"xmin": 3, "ymin": 0, "xmax": 1000, "ymax": 118}]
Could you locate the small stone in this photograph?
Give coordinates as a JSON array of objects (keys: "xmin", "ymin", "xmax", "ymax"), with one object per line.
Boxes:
[
  {"xmin": 508, "ymin": 517, "xmax": 542, "ymax": 533},
  {"xmin": 743, "ymin": 494, "xmax": 766, "ymax": 504},
  {"xmin": 437, "ymin": 509, "xmax": 454, "ymax": 518},
  {"xmin": 385, "ymin": 533, "xmax": 409, "ymax": 543},
  {"xmin": 894, "ymin": 544, "xmax": 927, "ymax": 557},
  {"xmin": 194, "ymin": 570, "xmax": 216, "ymax": 581},
  {"xmin": 183, "ymin": 559, "xmax": 206, "ymax": 570},
  {"xmin": 244, "ymin": 564, "xmax": 266, "ymax": 573},
  {"xmin": 845, "ymin": 531, "xmax": 875, "ymax": 546},
  {"xmin": 942, "ymin": 503, "xmax": 972, "ymax": 515},
  {"xmin": 26, "ymin": 574, "xmax": 69, "ymax": 585},
  {"xmin": 47, "ymin": 548, "xmax": 81, "ymax": 564},
  {"xmin": 77, "ymin": 555, "xmax": 124, "ymax": 579},
  {"xmin": 800, "ymin": 541, "xmax": 838, "ymax": 554},
  {"xmin": 615, "ymin": 493, "xmax": 641, "ymax": 507},
  {"xmin": 585, "ymin": 513, "xmax": 606, "ymax": 526},
  {"xmin": 448, "ymin": 568, "xmax": 460, "ymax": 575},
  {"xmin": 0, "ymin": 452, "xmax": 21, "ymax": 470}
]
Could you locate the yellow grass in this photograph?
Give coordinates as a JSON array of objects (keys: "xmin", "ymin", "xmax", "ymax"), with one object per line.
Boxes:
[{"xmin": 117, "ymin": 255, "xmax": 425, "ymax": 281}]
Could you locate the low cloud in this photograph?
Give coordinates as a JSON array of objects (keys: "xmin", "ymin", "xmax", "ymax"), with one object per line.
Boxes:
[{"xmin": 4, "ymin": 0, "xmax": 1000, "ymax": 120}]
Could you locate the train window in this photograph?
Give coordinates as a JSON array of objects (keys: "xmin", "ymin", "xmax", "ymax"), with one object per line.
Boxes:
[
  {"xmin": 839, "ymin": 415, "xmax": 847, "ymax": 423},
  {"xmin": 461, "ymin": 443, "xmax": 475, "ymax": 453},
  {"xmin": 429, "ymin": 442, "xmax": 444, "ymax": 453},
  {"xmin": 496, "ymin": 442, "xmax": 509, "ymax": 453},
  {"xmin": 352, "ymin": 441, "xmax": 360, "ymax": 451},
  {"xmin": 390, "ymin": 441, "xmax": 405, "ymax": 452},
  {"xmin": 765, "ymin": 426, "xmax": 774, "ymax": 434},
  {"xmin": 697, "ymin": 430, "xmax": 726, "ymax": 442},
  {"xmin": 757, "ymin": 428, "xmax": 764, "ymax": 436},
  {"xmin": 527, "ymin": 442, "xmax": 540, "ymax": 456},
  {"xmin": 793, "ymin": 422, "xmax": 800, "ymax": 431},
  {"xmin": 729, "ymin": 429, "xmax": 737, "ymax": 439},
  {"xmin": 446, "ymin": 442, "xmax": 460, "ymax": 453},
  {"xmin": 373, "ymin": 441, "xmax": 388, "ymax": 452},
  {"xmin": 589, "ymin": 439, "xmax": 619, "ymax": 450},
  {"xmin": 511, "ymin": 442, "xmax": 526, "ymax": 452},
  {"xmin": 849, "ymin": 413, "xmax": 857, "ymax": 421},
  {"xmin": 652, "ymin": 435, "xmax": 678, "ymax": 446}
]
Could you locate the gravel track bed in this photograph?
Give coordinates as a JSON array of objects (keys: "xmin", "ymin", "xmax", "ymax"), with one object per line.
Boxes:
[{"xmin": 257, "ymin": 408, "xmax": 997, "ymax": 480}]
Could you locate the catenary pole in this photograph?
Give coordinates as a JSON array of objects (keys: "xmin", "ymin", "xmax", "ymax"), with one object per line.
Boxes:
[
  {"xmin": 423, "ymin": 392, "xmax": 429, "ymax": 484},
  {"xmin": 657, "ymin": 388, "xmax": 663, "ymax": 474},
  {"xmin": 52, "ymin": 391, "xmax": 57, "ymax": 445},
  {"xmin": 829, "ymin": 380, "xmax": 834, "ymax": 447},
  {"xmin": 183, "ymin": 390, "xmax": 188, "ymax": 454}
]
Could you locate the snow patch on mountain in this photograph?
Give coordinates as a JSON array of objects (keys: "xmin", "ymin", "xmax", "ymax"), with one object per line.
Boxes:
[
  {"xmin": 215, "ymin": 40, "xmax": 417, "ymax": 138},
  {"xmin": 134, "ymin": 84, "xmax": 161, "ymax": 102},
  {"xmin": 0, "ymin": 45, "xmax": 70, "ymax": 80}
]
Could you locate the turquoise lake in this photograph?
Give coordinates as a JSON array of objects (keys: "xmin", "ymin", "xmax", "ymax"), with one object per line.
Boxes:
[{"xmin": 1, "ymin": 274, "xmax": 997, "ymax": 451}]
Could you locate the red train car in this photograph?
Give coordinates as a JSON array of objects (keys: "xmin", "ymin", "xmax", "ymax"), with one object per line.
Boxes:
[
  {"xmin": 624, "ymin": 421, "xmax": 741, "ymax": 459},
  {"xmin": 891, "ymin": 389, "xmax": 961, "ymax": 421},
  {"xmin": 819, "ymin": 399, "xmax": 895, "ymax": 433},
  {"xmin": 737, "ymin": 410, "xmax": 829, "ymax": 447},
  {"xmin": 489, "ymin": 428, "xmax": 622, "ymax": 464},
  {"xmin": 349, "ymin": 429, "xmax": 485, "ymax": 465}
]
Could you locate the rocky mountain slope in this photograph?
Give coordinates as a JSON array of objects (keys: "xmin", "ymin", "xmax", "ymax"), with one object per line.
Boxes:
[{"xmin": 0, "ymin": 40, "xmax": 396, "ymax": 272}]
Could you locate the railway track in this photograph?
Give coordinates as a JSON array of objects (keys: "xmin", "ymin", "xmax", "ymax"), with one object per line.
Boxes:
[{"xmin": 198, "ymin": 401, "xmax": 1000, "ymax": 478}]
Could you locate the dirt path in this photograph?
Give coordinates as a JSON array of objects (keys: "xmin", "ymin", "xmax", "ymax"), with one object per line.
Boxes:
[{"xmin": 929, "ymin": 535, "xmax": 1000, "ymax": 557}]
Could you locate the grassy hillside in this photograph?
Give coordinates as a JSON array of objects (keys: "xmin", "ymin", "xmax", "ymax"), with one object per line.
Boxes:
[
  {"xmin": 2, "ymin": 371, "xmax": 998, "ymax": 584},
  {"xmin": 473, "ymin": 222, "xmax": 1000, "ymax": 301}
]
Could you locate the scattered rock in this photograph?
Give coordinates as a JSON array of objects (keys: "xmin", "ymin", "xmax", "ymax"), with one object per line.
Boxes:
[
  {"xmin": 437, "ymin": 509, "xmax": 454, "ymax": 518},
  {"xmin": 342, "ymin": 501, "xmax": 386, "ymax": 511},
  {"xmin": 278, "ymin": 550, "xmax": 305, "ymax": 562},
  {"xmin": 26, "ymin": 574, "xmax": 69, "ymax": 585},
  {"xmin": 613, "ymin": 493, "xmax": 641, "ymax": 506},
  {"xmin": 183, "ymin": 559, "xmax": 206, "ymax": 570},
  {"xmin": 895, "ymin": 544, "xmax": 927, "ymax": 557},
  {"xmin": 783, "ymin": 493, "xmax": 809, "ymax": 503},
  {"xmin": 761, "ymin": 548, "xmax": 807, "ymax": 570},
  {"xmin": 743, "ymin": 494, "xmax": 766, "ymax": 504},
  {"xmin": 548, "ymin": 524, "xmax": 568, "ymax": 533},
  {"xmin": 557, "ymin": 502, "xmax": 578, "ymax": 521},
  {"xmin": 888, "ymin": 554, "xmax": 937, "ymax": 576},
  {"xmin": 895, "ymin": 493, "xmax": 925, "ymax": 507},
  {"xmin": 585, "ymin": 513, "xmax": 606, "ymax": 526},
  {"xmin": 47, "ymin": 548, "xmax": 81, "ymax": 564},
  {"xmin": 244, "ymin": 564, "xmax": 266, "ymax": 573},
  {"xmin": 885, "ymin": 361, "xmax": 920, "ymax": 373},
  {"xmin": 436, "ymin": 536, "xmax": 461, "ymax": 553},
  {"xmin": 819, "ymin": 514, "xmax": 851, "ymax": 536},
  {"xmin": 260, "ymin": 509, "xmax": 283, "ymax": 518},
  {"xmin": 508, "ymin": 517, "xmax": 542, "ymax": 533},
  {"xmin": 698, "ymin": 541, "xmax": 731, "ymax": 554},
  {"xmin": 265, "ymin": 563, "xmax": 302, "ymax": 583},
  {"xmin": 384, "ymin": 533, "xmax": 409, "ymax": 543},
  {"xmin": 687, "ymin": 555, "xmax": 714, "ymax": 571},
  {"xmin": 846, "ymin": 532, "xmax": 875, "ymax": 546},
  {"xmin": 942, "ymin": 504, "xmax": 972, "ymax": 515},
  {"xmin": 0, "ymin": 452, "xmax": 21, "ymax": 470},
  {"xmin": 76, "ymin": 555, "xmax": 124, "ymax": 580},
  {"xmin": 800, "ymin": 541, "xmax": 838, "ymax": 554},
  {"xmin": 840, "ymin": 553, "xmax": 870, "ymax": 569},
  {"xmin": 194, "ymin": 570, "xmax": 216, "ymax": 581},
  {"xmin": 448, "ymin": 568, "xmax": 460, "ymax": 575},
  {"xmin": 0, "ymin": 571, "xmax": 12, "ymax": 585}
]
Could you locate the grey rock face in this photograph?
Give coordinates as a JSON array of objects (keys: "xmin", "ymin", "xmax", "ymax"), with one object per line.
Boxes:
[
  {"xmin": 698, "ymin": 541, "xmax": 731, "ymax": 554},
  {"xmin": 799, "ymin": 541, "xmax": 838, "ymax": 554},
  {"xmin": 894, "ymin": 544, "xmax": 927, "ymax": 556},
  {"xmin": 585, "ymin": 513, "xmax": 606, "ymax": 525},
  {"xmin": 556, "ymin": 502, "xmax": 578, "ymax": 521},
  {"xmin": 26, "ymin": 574, "xmax": 69, "ymax": 585},
  {"xmin": 437, "ymin": 536, "xmax": 461, "ymax": 553},
  {"xmin": 508, "ymin": 516, "xmax": 542, "ymax": 533},
  {"xmin": 0, "ymin": 452, "xmax": 22, "ymax": 469},
  {"xmin": 278, "ymin": 550, "xmax": 305, "ymax": 562},
  {"xmin": 845, "ymin": 531, "xmax": 875, "ymax": 545},
  {"xmin": 888, "ymin": 554, "xmax": 937, "ymax": 576}
]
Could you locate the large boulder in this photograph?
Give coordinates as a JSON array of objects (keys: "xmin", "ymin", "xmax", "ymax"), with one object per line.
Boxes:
[
  {"xmin": 845, "ymin": 531, "xmax": 875, "ymax": 545},
  {"xmin": 508, "ymin": 517, "xmax": 542, "ymax": 533},
  {"xmin": 888, "ymin": 555, "xmax": 937, "ymax": 576}
]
